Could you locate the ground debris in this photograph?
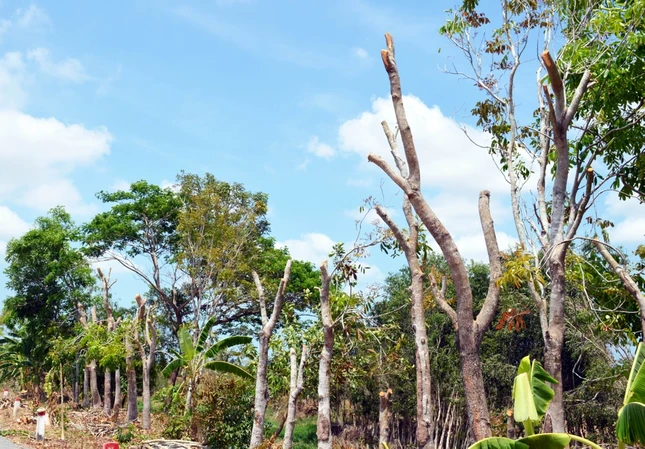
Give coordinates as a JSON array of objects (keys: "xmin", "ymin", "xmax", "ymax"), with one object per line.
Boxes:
[
  {"xmin": 129, "ymin": 439, "xmax": 205, "ymax": 449},
  {"xmin": 67, "ymin": 408, "xmax": 116, "ymax": 437}
]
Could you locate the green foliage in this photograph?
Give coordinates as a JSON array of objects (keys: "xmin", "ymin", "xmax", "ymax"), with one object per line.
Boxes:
[
  {"xmin": 115, "ymin": 424, "xmax": 137, "ymax": 444},
  {"xmin": 616, "ymin": 343, "xmax": 645, "ymax": 445},
  {"xmin": 512, "ymin": 356, "xmax": 557, "ymax": 434},
  {"xmin": 193, "ymin": 373, "xmax": 254, "ymax": 449}
]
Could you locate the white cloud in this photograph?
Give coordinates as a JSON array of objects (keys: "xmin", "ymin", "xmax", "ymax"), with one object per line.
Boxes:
[
  {"xmin": 307, "ymin": 136, "xmax": 335, "ymax": 160},
  {"xmin": 27, "ymin": 48, "xmax": 89, "ymax": 83},
  {"xmin": 0, "ymin": 110, "xmax": 112, "ymax": 214},
  {"xmin": 345, "ymin": 206, "xmax": 396, "ymax": 226},
  {"xmin": 14, "ymin": 4, "xmax": 51, "ymax": 31},
  {"xmin": 0, "ymin": 205, "xmax": 30, "ymax": 257},
  {"xmin": 453, "ymin": 231, "xmax": 517, "ymax": 263},
  {"xmin": 339, "ymin": 95, "xmax": 506, "ymax": 195},
  {"xmin": 0, "ymin": 51, "xmax": 29, "ymax": 110},
  {"xmin": 276, "ymin": 232, "xmax": 336, "ymax": 265},
  {"xmin": 604, "ymin": 196, "xmax": 645, "ymax": 245}
]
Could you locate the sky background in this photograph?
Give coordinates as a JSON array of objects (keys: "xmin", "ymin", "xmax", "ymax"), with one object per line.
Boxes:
[{"xmin": 0, "ymin": 0, "xmax": 643, "ymax": 308}]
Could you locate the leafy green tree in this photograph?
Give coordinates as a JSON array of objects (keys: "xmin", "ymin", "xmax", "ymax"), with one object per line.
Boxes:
[{"xmin": 3, "ymin": 207, "xmax": 94, "ymax": 394}]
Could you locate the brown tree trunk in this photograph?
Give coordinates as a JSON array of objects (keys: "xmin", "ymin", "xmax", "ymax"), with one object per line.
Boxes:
[
  {"xmin": 506, "ymin": 410, "xmax": 515, "ymax": 439},
  {"xmin": 90, "ymin": 360, "xmax": 102, "ymax": 408},
  {"xmin": 113, "ymin": 368, "xmax": 121, "ymax": 420},
  {"xmin": 249, "ymin": 261, "xmax": 292, "ymax": 448},
  {"xmin": 283, "ymin": 345, "xmax": 309, "ymax": 449},
  {"xmin": 317, "ymin": 262, "xmax": 333, "ymax": 449},
  {"xmin": 126, "ymin": 331, "xmax": 138, "ymax": 422},
  {"xmin": 368, "ymin": 34, "xmax": 503, "ymax": 443},
  {"xmin": 73, "ymin": 358, "xmax": 79, "ymax": 404},
  {"xmin": 133, "ymin": 293, "xmax": 157, "ymax": 430},
  {"xmin": 83, "ymin": 365, "xmax": 90, "ymax": 408},
  {"xmin": 379, "ymin": 389, "xmax": 393, "ymax": 448},
  {"xmin": 104, "ymin": 368, "xmax": 112, "ymax": 415}
]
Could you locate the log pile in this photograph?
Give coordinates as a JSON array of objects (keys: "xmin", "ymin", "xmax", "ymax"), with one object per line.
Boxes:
[{"xmin": 67, "ymin": 408, "xmax": 117, "ymax": 437}]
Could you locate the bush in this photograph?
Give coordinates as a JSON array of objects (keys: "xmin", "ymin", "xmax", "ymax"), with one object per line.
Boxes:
[{"xmin": 193, "ymin": 373, "xmax": 254, "ymax": 449}]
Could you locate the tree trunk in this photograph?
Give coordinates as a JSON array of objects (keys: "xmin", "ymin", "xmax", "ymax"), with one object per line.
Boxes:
[
  {"xmin": 506, "ymin": 410, "xmax": 515, "ymax": 439},
  {"xmin": 73, "ymin": 358, "xmax": 79, "ymax": 404},
  {"xmin": 142, "ymin": 367, "xmax": 151, "ymax": 429},
  {"xmin": 379, "ymin": 389, "xmax": 393, "ymax": 448},
  {"xmin": 83, "ymin": 366, "xmax": 90, "ymax": 408},
  {"xmin": 126, "ymin": 333, "xmax": 138, "ymax": 422},
  {"xmin": 459, "ymin": 341, "xmax": 492, "ymax": 441},
  {"xmin": 249, "ymin": 261, "xmax": 293, "ymax": 449},
  {"xmin": 90, "ymin": 360, "xmax": 102, "ymax": 408},
  {"xmin": 104, "ymin": 368, "xmax": 112, "ymax": 415},
  {"xmin": 113, "ymin": 368, "xmax": 121, "ymax": 420},
  {"xmin": 185, "ymin": 380, "xmax": 194, "ymax": 416},
  {"xmin": 283, "ymin": 345, "xmax": 309, "ymax": 449},
  {"xmin": 317, "ymin": 262, "xmax": 333, "ymax": 449}
]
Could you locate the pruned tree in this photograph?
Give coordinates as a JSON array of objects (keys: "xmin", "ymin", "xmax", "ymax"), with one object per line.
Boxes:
[
  {"xmin": 77, "ymin": 304, "xmax": 102, "ymax": 409},
  {"xmin": 367, "ymin": 33, "xmax": 503, "ymax": 441},
  {"xmin": 440, "ymin": 0, "xmax": 645, "ymax": 432},
  {"xmin": 373, "ymin": 120, "xmax": 434, "ymax": 449},
  {"xmin": 282, "ymin": 344, "xmax": 310, "ymax": 449},
  {"xmin": 379, "ymin": 388, "xmax": 393, "ymax": 449},
  {"xmin": 249, "ymin": 260, "xmax": 293, "ymax": 448},
  {"xmin": 316, "ymin": 261, "xmax": 333, "ymax": 449},
  {"xmin": 125, "ymin": 323, "xmax": 138, "ymax": 423},
  {"xmin": 133, "ymin": 293, "xmax": 157, "ymax": 430},
  {"xmin": 97, "ymin": 267, "xmax": 118, "ymax": 416}
]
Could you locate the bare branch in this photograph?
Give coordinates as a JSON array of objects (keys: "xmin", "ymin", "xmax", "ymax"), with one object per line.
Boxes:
[
  {"xmin": 541, "ymin": 50, "xmax": 565, "ymax": 118},
  {"xmin": 430, "ymin": 274, "xmax": 457, "ymax": 328},
  {"xmin": 564, "ymin": 70, "xmax": 592, "ymax": 127},
  {"xmin": 368, "ymin": 154, "xmax": 412, "ymax": 195},
  {"xmin": 252, "ymin": 271, "xmax": 268, "ymax": 326}
]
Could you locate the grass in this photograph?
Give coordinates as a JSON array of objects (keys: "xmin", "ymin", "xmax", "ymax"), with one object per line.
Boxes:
[{"xmin": 264, "ymin": 415, "xmax": 317, "ymax": 449}]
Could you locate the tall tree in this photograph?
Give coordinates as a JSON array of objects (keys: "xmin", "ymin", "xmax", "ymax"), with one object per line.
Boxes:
[
  {"xmin": 249, "ymin": 260, "xmax": 292, "ymax": 448},
  {"xmin": 367, "ymin": 34, "xmax": 503, "ymax": 441},
  {"xmin": 440, "ymin": 0, "xmax": 645, "ymax": 431},
  {"xmin": 132, "ymin": 293, "xmax": 157, "ymax": 430},
  {"xmin": 3, "ymin": 207, "xmax": 94, "ymax": 395},
  {"xmin": 316, "ymin": 261, "xmax": 333, "ymax": 449}
]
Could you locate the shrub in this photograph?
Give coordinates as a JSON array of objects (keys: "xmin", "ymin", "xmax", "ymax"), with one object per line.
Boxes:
[{"xmin": 193, "ymin": 372, "xmax": 254, "ymax": 448}]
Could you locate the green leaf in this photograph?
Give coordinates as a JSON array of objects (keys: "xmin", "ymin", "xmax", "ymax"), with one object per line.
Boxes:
[
  {"xmin": 468, "ymin": 437, "xmax": 528, "ymax": 449},
  {"xmin": 162, "ymin": 358, "xmax": 186, "ymax": 377},
  {"xmin": 616, "ymin": 402, "xmax": 645, "ymax": 445},
  {"xmin": 203, "ymin": 335, "xmax": 252, "ymax": 359},
  {"xmin": 178, "ymin": 326, "xmax": 195, "ymax": 363},
  {"xmin": 517, "ymin": 434, "xmax": 571, "ymax": 449},
  {"xmin": 530, "ymin": 359, "xmax": 557, "ymax": 418},
  {"xmin": 513, "ymin": 372, "xmax": 538, "ymax": 423},
  {"xmin": 624, "ymin": 342, "xmax": 645, "ymax": 405},
  {"xmin": 196, "ymin": 315, "xmax": 218, "ymax": 353},
  {"xmin": 204, "ymin": 360, "xmax": 254, "ymax": 380}
]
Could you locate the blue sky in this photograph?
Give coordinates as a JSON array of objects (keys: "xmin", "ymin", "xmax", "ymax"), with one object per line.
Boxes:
[{"xmin": 0, "ymin": 0, "xmax": 642, "ymax": 308}]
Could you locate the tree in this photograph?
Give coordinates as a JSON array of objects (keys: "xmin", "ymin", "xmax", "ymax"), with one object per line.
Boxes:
[
  {"xmin": 3, "ymin": 207, "xmax": 94, "ymax": 395},
  {"xmin": 162, "ymin": 315, "xmax": 253, "ymax": 417},
  {"xmin": 132, "ymin": 293, "xmax": 157, "ymax": 430},
  {"xmin": 372, "ymin": 121, "xmax": 437, "ymax": 449},
  {"xmin": 316, "ymin": 261, "xmax": 333, "ymax": 449},
  {"xmin": 282, "ymin": 344, "xmax": 309, "ymax": 449},
  {"xmin": 367, "ymin": 34, "xmax": 503, "ymax": 441},
  {"xmin": 249, "ymin": 260, "xmax": 292, "ymax": 448},
  {"xmin": 440, "ymin": 0, "xmax": 645, "ymax": 431}
]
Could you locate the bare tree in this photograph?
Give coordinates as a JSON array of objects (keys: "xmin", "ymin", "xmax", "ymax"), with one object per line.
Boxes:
[
  {"xmin": 317, "ymin": 261, "xmax": 333, "ymax": 449},
  {"xmin": 367, "ymin": 33, "xmax": 503, "ymax": 441},
  {"xmin": 133, "ymin": 293, "xmax": 157, "ymax": 430},
  {"xmin": 77, "ymin": 304, "xmax": 102, "ymax": 409},
  {"xmin": 374, "ymin": 120, "xmax": 434, "ymax": 449},
  {"xmin": 283, "ymin": 344, "xmax": 310, "ymax": 449},
  {"xmin": 249, "ymin": 260, "xmax": 293, "ymax": 448},
  {"xmin": 125, "ymin": 326, "xmax": 138, "ymax": 423},
  {"xmin": 379, "ymin": 388, "xmax": 393, "ymax": 448},
  {"xmin": 97, "ymin": 268, "xmax": 118, "ymax": 416}
]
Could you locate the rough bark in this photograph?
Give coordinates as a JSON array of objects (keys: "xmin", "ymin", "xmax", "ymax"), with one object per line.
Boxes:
[
  {"xmin": 506, "ymin": 410, "xmax": 515, "ymax": 439},
  {"xmin": 113, "ymin": 368, "xmax": 121, "ymax": 420},
  {"xmin": 104, "ymin": 369, "xmax": 112, "ymax": 415},
  {"xmin": 317, "ymin": 261, "xmax": 333, "ymax": 449},
  {"xmin": 249, "ymin": 260, "xmax": 293, "ymax": 449},
  {"xmin": 375, "ymin": 121, "xmax": 434, "ymax": 449},
  {"xmin": 283, "ymin": 345, "xmax": 310, "ymax": 449},
  {"xmin": 125, "ymin": 329, "xmax": 138, "ymax": 422},
  {"xmin": 83, "ymin": 366, "xmax": 90, "ymax": 408},
  {"xmin": 379, "ymin": 389, "xmax": 393, "ymax": 448},
  {"xmin": 73, "ymin": 358, "xmax": 79, "ymax": 404},
  {"xmin": 368, "ymin": 33, "xmax": 502, "ymax": 442},
  {"xmin": 593, "ymin": 239, "xmax": 645, "ymax": 333},
  {"xmin": 89, "ymin": 360, "xmax": 102, "ymax": 408},
  {"xmin": 97, "ymin": 268, "xmax": 118, "ymax": 417},
  {"xmin": 133, "ymin": 293, "xmax": 157, "ymax": 430}
]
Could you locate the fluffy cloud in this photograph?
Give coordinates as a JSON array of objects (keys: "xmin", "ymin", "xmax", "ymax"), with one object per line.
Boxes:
[
  {"xmin": 0, "ymin": 110, "xmax": 112, "ymax": 214},
  {"xmin": 27, "ymin": 48, "xmax": 89, "ymax": 83},
  {"xmin": 276, "ymin": 232, "xmax": 336, "ymax": 266},
  {"xmin": 339, "ymin": 95, "xmax": 506, "ymax": 195},
  {"xmin": 603, "ymin": 196, "xmax": 645, "ymax": 245},
  {"xmin": 307, "ymin": 136, "xmax": 336, "ymax": 160},
  {"xmin": 0, "ymin": 205, "xmax": 31, "ymax": 256},
  {"xmin": 14, "ymin": 4, "xmax": 52, "ymax": 31}
]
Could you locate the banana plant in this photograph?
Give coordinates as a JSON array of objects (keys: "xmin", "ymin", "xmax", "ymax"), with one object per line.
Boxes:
[
  {"xmin": 616, "ymin": 342, "xmax": 645, "ymax": 448},
  {"xmin": 162, "ymin": 315, "xmax": 253, "ymax": 415},
  {"xmin": 468, "ymin": 355, "xmax": 601, "ymax": 449}
]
